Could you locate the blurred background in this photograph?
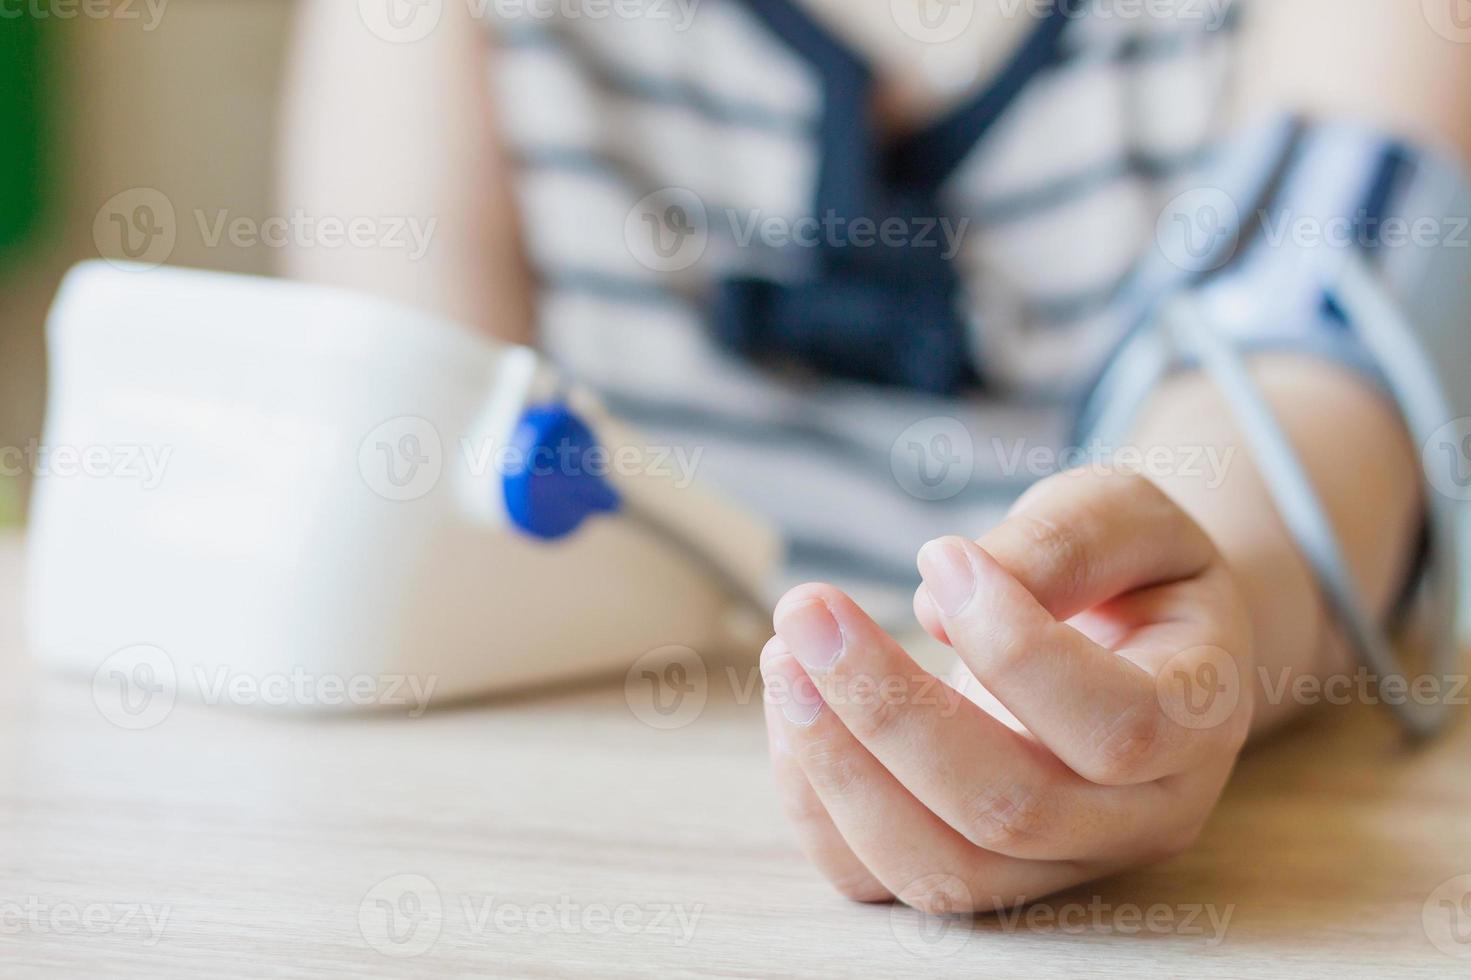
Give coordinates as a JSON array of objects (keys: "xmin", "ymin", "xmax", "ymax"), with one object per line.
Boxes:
[{"xmin": 0, "ymin": 1, "xmax": 295, "ymax": 524}]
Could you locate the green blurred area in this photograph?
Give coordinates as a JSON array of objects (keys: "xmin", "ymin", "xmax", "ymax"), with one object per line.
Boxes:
[
  {"xmin": 0, "ymin": 13, "xmax": 47, "ymax": 262},
  {"xmin": 0, "ymin": 15, "xmax": 47, "ymax": 524}
]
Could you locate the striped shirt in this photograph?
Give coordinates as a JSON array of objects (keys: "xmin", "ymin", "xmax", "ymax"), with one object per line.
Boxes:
[{"xmin": 478, "ymin": 0, "xmax": 1471, "ymax": 628}]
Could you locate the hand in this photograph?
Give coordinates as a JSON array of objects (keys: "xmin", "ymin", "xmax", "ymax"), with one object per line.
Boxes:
[{"xmin": 760, "ymin": 470, "xmax": 1255, "ymax": 912}]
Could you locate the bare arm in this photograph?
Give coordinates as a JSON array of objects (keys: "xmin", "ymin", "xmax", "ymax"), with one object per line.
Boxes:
[
  {"xmin": 1131, "ymin": 358, "xmax": 1422, "ymax": 734},
  {"xmin": 1135, "ymin": 1, "xmax": 1469, "ymax": 734},
  {"xmin": 1233, "ymin": 0, "xmax": 1471, "ymax": 161},
  {"xmin": 277, "ymin": 0, "xmax": 533, "ymax": 343}
]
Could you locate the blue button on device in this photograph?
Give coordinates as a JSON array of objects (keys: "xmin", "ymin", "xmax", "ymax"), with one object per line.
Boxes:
[{"xmin": 502, "ymin": 403, "xmax": 621, "ymax": 540}]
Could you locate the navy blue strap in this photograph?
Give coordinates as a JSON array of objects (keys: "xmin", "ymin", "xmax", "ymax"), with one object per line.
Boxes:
[{"xmin": 718, "ymin": 0, "xmax": 1079, "ymax": 393}]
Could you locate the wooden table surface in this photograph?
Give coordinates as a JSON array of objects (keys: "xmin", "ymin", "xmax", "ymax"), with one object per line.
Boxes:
[{"xmin": 2, "ymin": 532, "xmax": 1469, "ymax": 978}]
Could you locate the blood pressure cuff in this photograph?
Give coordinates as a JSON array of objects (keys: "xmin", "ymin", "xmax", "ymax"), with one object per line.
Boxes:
[{"xmin": 1075, "ymin": 115, "xmax": 1471, "ymax": 737}]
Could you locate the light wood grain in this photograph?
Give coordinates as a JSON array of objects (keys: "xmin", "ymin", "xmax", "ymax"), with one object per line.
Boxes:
[{"xmin": 1, "ymin": 532, "xmax": 1468, "ymax": 978}]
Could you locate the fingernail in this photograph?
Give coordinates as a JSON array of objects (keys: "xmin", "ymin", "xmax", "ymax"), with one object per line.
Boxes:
[
  {"xmin": 760, "ymin": 645, "xmax": 824, "ymax": 727},
  {"xmin": 917, "ymin": 538, "xmax": 976, "ymax": 616},
  {"xmin": 780, "ymin": 670, "xmax": 823, "ymax": 726},
  {"xmin": 775, "ymin": 599, "xmax": 844, "ymax": 671}
]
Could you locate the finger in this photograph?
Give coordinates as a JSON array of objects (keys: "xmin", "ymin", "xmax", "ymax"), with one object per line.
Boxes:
[
  {"xmin": 917, "ymin": 536, "xmax": 1245, "ymax": 785},
  {"xmin": 772, "ymin": 587, "xmax": 1180, "ymax": 860},
  {"xmin": 913, "ymin": 584, "xmax": 949, "ymax": 647},
  {"xmin": 759, "ymin": 646, "xmax": 1091, "ymax": 912},
  {"xmin": 761, "ymin": 640, "xmax": 892, "ymax": 903},
  {"xmin": 915, "ymin": 471, "xmax": 1217, "ymax": 626},
  {"xmin": 919, "ymin": 582, "xmax": 1138, "ymax": 654}
]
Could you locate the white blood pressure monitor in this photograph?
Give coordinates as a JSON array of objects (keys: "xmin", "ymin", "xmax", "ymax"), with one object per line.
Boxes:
[{"xmin": 27, "ymin": 262, "xmax": 780, "ymax": 709}]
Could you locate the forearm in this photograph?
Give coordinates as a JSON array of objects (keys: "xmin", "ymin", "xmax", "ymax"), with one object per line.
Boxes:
[{"xmin": 1128, "ymin": 354, "xmax": 1422, "ymax": 734}]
